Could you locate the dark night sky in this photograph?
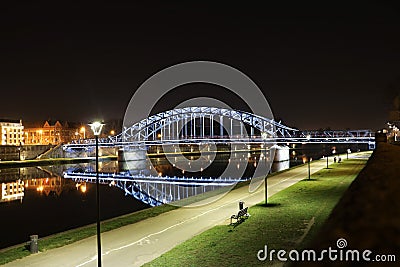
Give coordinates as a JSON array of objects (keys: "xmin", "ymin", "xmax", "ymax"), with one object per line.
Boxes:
[{"xmin": 0, "ymin": 2, "xmax": 399, "ymax": 130}]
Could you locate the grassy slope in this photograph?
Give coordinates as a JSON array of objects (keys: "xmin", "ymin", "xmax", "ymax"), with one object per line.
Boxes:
[
  {"xmin": 295, "ymin": 143, "xmax": 400, "ymax": 267},
  {"xmin": 145, "ymin": 158, "xmax": 368, "ymax": 267}
]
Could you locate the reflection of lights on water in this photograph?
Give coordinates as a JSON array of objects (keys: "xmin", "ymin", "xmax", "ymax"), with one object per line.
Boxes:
[
  {"xmin": 80, "ymin": 183, "xmax": 87, "ymax": 193},
  {"xmin": 75, "ymin": 183, "xmax": 87, "ymax": 193},
  {"xmin": 37, "ymin": 186, "xmax": 44, "ymax": 192}
]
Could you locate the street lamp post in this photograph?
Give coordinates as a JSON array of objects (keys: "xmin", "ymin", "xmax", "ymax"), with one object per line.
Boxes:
[
  {"xmin": 260, "ymin": 135, "xmax": 269, "ymax": 205},
  {"xmin": 308, "ymin": 156, "xmax": 311, "ymax": 180},
  {"xmin": 264, "ymin": 173, "xmax": 268, "ymax": 205},
  {"xmin": 89, "ymin": 121, "xmax": 104, "ymax": 267},
  {"xmin": 324, "ymin": 145, "xmax": 329, "ymax": 169}
]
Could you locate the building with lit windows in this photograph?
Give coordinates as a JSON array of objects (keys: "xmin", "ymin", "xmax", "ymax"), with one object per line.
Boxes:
[
  {"xmin": 0, "ymin": 120, "xmax": 24, "ymax": 145},
  {"xmin": 0, "ymin": 180, "xmax": 24, "ymax": 202},
  {"xmin": 24, "ymin": 121, "xmax": 78, "ymax": 145}
]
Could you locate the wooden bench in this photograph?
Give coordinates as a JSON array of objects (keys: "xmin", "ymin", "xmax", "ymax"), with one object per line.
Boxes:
[{"xmin": 230, "ymin": 207, "xmax": 249, "ymax": 224}]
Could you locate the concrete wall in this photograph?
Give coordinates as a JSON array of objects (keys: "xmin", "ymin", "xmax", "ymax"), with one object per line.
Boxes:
[
  {"xmin": 0, "ymin": 145, "xmax": 53, "ymax": 161},
  {"xmin": 21, "ymin": 145, "xmax": 54, "ymax": 160},
  {"xmin": 0, "ymin": 146, "xmax": 19, "ymax": 161}
]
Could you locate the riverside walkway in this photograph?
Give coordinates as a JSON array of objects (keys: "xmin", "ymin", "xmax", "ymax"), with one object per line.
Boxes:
[{"xmin": 3, "ymin": 153, "xmax": 370, "ymax": 267}]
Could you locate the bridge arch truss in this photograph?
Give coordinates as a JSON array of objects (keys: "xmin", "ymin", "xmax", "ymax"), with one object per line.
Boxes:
[{"xmin": 112, "ymin": 107, "xmax": 297, "ymax": 144}]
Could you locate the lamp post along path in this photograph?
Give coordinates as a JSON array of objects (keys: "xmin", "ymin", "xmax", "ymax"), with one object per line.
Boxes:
[
  {"xmin": 89, "ymin": 122, "xmax": 104, "ymax": 267},
  {"xmin": 326, "ymin": 155, "xmax": 329, "ymax": 169}
]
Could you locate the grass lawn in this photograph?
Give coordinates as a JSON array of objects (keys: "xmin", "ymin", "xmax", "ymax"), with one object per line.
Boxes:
[{"xmin": 145, "ymin": 157, "xmax": 369, "ymax": 267}]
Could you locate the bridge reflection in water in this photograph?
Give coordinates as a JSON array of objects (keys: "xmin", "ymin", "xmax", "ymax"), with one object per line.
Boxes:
[{"xmin": 63, "ymin": 149, "xmax": 270, "ymax": 207}]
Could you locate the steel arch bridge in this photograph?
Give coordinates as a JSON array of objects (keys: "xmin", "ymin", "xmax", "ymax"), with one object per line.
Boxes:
[
  {"xmin": 113, "ymin": 106, "xmax": 297, "ymax": 143},
  {"xmin": 64, "ymin": 106, "xmax": 375, "ymax": 150}
]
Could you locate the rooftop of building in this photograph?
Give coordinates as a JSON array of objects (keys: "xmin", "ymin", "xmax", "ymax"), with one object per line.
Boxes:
[{"xmin": 0, "ymin": 119, "xmax": 22, "ymax": 124}]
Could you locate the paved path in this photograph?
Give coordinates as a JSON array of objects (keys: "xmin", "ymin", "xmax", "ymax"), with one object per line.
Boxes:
[{"xmin": 3, "ymin": 153, "xmax": 370, "ymax": 267}]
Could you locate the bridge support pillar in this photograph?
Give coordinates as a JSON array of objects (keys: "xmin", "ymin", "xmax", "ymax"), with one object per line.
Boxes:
[
  {"xmin": 118, "ymin": 148, "xmax": 147, "ymax": 172},
  {"xmin": 271, "ymin": 145, "xmax": 290, "ymax": 172}
]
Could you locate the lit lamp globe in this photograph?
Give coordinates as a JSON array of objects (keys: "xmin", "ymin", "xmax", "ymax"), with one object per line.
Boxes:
[
  {"xmin": 90, "ymin": 122, "xmax": 104, "ymax": 136},
  {"xmin": 261, "ymin": 132, "xmax": 268, "ymax": 140}
]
